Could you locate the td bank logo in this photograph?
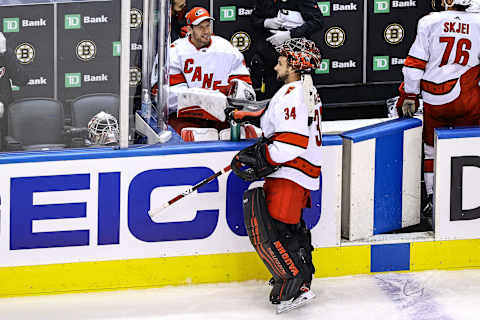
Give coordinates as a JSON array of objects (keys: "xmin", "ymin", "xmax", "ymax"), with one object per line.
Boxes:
[
  {"xmin": 373, "ymin": 56, "xmax": 389, "ymax": 71},
  {"xmin": 315, "ymin": 59, "xmax": 330, "ymax": 74},
  {"xmin": 3, "ymin": 18, "xmax": 19, "ymax": 33},
  {"xmin": 65, "ymin": 14, "xmax": 81, "ymax": 29},
  {"xmin": 374, "ymin": 0, "xmax": 390, "ymax": 13},
  {"xmin": 65, "ymin": 14, "xmax": 109, "ymax": 29},
  {"xmin": 220, "ymin": 6, "xmax": 236, "ymax": 21},
  {"xmin": 65, "ymin": 73, "xmax": 81, "ymax": 88},
  {"xmin": 317, "ymin": 2, "xmax": 330, "ymax": 16}
]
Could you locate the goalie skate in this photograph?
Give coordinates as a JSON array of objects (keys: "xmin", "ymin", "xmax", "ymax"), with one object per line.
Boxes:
[{"xmin": 276, "ymin": 289, "xmax": 315, "ymax": 314}]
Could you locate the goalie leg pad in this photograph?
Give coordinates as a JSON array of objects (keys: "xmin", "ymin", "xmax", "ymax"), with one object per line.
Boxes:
[
  {"xmin": 297, "ymin": 218, "xmax": 315, "ymax": 281},
  {"xmin": 242, "ymin": 188, "xmax": 315, "ymax": 302},
  {"xmin": 243, "ymin": 188, "xmax": 290, "ymax": 281},
  {"xmin": 180, "ymin": 127, "xmax": 219, "ymax": 142}
]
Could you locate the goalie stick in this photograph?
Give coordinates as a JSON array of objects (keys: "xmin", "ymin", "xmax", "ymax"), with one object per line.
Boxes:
[
  {"xmin": 227, "ymin": 98, "xmax": 270, "ymax": 110},
  {"xmin": 148, "ymin": 164, "xmax": 232, "ymax": 219}
]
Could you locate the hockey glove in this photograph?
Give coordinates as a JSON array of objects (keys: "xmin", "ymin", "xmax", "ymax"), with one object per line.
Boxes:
[
  {"xmin": 266, "ymin": 30, "xmax": 291, "ymax": 46},
  {"xmin": 231, "ymin": 139, "xmax": 279, "ymax": 182},
  {"xmin": 396, "ymin": 82, "xmax": 419, "ymax": 118},
  {"xmin": 400, "ymin": 98, "xmax": 417, "ymax": 117},
  {"xmin": 226, "ymin": 108, "xmax": 265, "ymax": 127},
  {"xmin": 264, "ymin": 18, "xmax": 283, "ymax": 30}
]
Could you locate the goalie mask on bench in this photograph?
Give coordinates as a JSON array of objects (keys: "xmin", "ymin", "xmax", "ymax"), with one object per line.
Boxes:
[{"xmin": 87, "ymin": 111, "xmax": 120, "ymax": 146}]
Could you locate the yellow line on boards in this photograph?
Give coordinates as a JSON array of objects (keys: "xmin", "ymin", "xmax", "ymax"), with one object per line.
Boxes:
[
  {"xmin": 2, "ymin": 240, "xmax": 480, "ymax": 298},
  {"xmin": 410, "ymin": 239, "xmax": 480, "ymax": 271}
]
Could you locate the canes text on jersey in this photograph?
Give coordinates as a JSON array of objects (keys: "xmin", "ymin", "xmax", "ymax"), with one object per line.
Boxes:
[{"xmin": 184, "ymin": 59, "xmax": 223, "ymax": 90}]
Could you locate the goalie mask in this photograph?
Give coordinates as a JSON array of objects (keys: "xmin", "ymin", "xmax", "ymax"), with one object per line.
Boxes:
[
  {"xmin": 275, "ymin": 38, "xmax": 322, "ymax": 72},
  {"xmin": 227, "ymin": 79, "xmax": 256, "ymax": 102},
  {"xmin": 87, "ymin": 111, "xmax": 120, "ymax": 145}
]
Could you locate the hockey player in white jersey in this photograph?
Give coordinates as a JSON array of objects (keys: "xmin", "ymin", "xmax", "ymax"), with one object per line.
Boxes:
[
  {"xmin": 397, "ymin": 0, "xmax": 480, "ymax": 221},
  {"xmin": 165, "ymin": 7, "xmax": 255, "ymax": 140},
  {"xmin": 230, "ymin": 38, "xmax": 322, "ymax": 313}
]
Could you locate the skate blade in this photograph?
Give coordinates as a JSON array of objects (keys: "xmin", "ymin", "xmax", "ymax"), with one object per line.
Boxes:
[{"xmin": 276, "ymin": 290, "xmax": 316, "ymax": 314}]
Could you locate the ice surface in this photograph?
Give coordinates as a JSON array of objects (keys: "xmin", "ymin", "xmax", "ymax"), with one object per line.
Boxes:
[{"xmin": 1, "ymin": 269, "xmax": 480, "ymax": 320}]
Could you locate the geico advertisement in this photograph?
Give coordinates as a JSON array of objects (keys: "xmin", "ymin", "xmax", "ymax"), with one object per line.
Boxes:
[{"xmin": 0, "ymin": 146, "xmax": 340, "ymax": 267}]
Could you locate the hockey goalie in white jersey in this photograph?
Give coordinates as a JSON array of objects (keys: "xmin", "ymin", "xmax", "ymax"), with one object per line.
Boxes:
[
  {"xmin": 164, "ymin": 7, "xmax": 260, "ymax": 141},
  {"xmin": 397, "ymin": 0, "xmax": 480, "ymax": 221},
  {"xmin": 229, "ymin": 38, "xmax": 322, "ymax": 313}
]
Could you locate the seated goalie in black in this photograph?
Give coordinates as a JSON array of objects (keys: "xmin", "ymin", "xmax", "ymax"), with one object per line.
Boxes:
[{"xmin": 242, "ymin": 187, "xmax": 315, "ymax": 304}]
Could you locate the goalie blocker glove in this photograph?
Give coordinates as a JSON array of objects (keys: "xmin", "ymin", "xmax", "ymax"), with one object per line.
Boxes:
[
  {"xmin": 231, "ymin": 139, "xmax": 279, "ymax": 181},
  {"xmin": 226, "ymin": 108, "xmax": 266, "ymax": 127}
]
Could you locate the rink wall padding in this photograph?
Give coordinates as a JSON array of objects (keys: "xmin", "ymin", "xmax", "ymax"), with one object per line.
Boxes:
[
  {"xmin": 2, "ymin": 239, "xmax": 480, "ymax": 297},
  {"xmin": 341, "ymin": 118, "xmax": 422, "ymax": 240},
  {"xmin": 0, "ymin": 137, "xmax": 339, "ymax": 296},
  {"xmin": 3, "ymin": 121, "xmax": 480, "ymax": 296},
  {"xmin": 434, "ymin": 127, "xmax": 480, "ymax": 240}
]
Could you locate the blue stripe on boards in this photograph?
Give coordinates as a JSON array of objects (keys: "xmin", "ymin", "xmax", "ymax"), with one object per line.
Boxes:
[
  {"xmin": 436, "ymin": 127, "xmax": 480, "ymax": 139},
  {"xmin": 342, "ymin": 118, "xmax": 422, "ymax": 143},
  {"xmin": 322, "ymin": 134, "xmax": 343, "ymax": 146},
  {"xmin": 373, "ymin": 132, "xmax": 403, "ymax": 234},
  {"xmin": 0, "ymin": 140, "xmax": 255, "ymax": 165},
  {"xmin": 371, "ymin": 243, "xmax": 410, "ymax": 272}
]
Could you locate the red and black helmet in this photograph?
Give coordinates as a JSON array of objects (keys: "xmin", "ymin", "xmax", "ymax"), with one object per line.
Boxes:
[{"xmin": 275, "ymin": 38, "xmax": 322, "ymax": 72}]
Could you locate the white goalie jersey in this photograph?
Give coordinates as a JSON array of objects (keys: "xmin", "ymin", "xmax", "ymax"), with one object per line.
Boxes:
[
  {"xmin": 261, "ymin": 80, "xmax": 322, "ymax": 191},
  {"xmin": 403, "ymin": 10, "xmax": 480, "ymax": 105},
  {"xmin": 168, "ymin": 35, "xmax": 251, "ymax": 90}
]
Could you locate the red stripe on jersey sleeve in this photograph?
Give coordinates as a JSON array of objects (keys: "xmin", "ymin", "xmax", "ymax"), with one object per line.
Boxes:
[
  {"xmin": 272, "ymin": 132, "xmax": 309, "ymax": 149},
  {"xmin": 404, "ymin": 56, "xmax": 427, "ymax": 71},
  {"xmin": 170, "ymin": 73, "xmax": 187, "ymax": 86}
]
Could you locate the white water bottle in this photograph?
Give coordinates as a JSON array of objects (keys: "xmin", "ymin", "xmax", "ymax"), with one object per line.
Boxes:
[{"xmin": 141, "ymin": 88, "xmax": 152, "ymax": 121}]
